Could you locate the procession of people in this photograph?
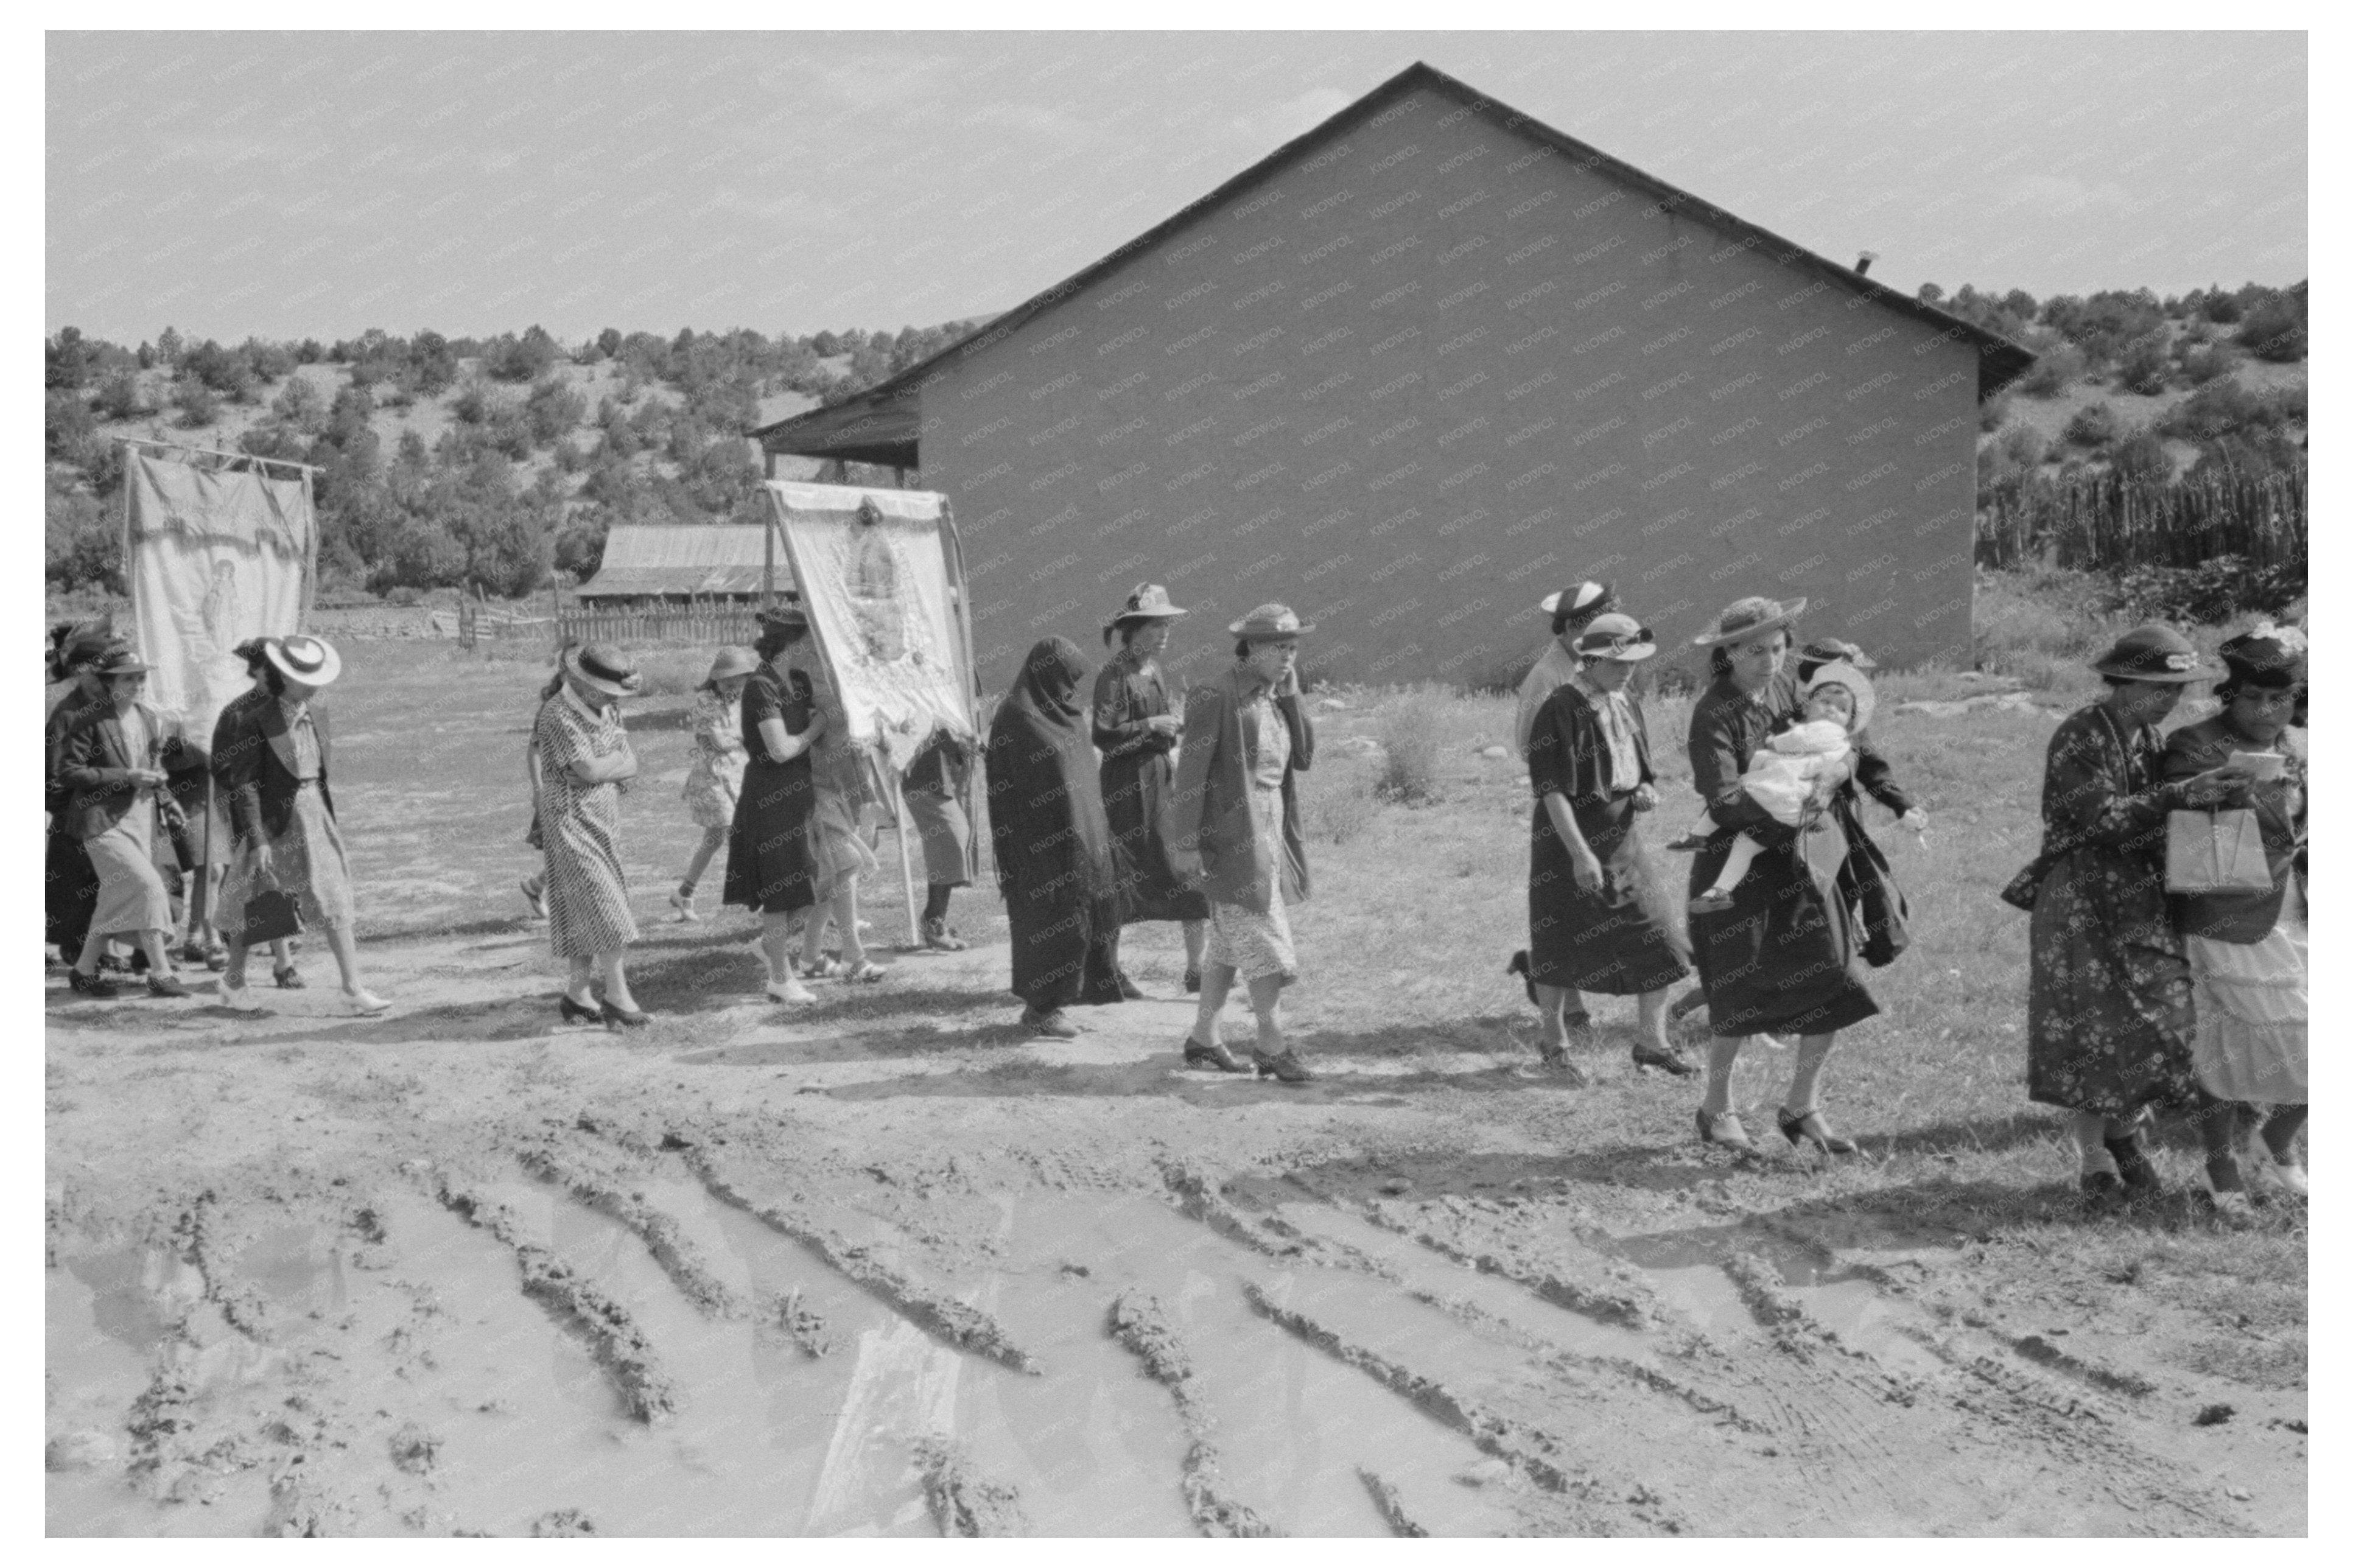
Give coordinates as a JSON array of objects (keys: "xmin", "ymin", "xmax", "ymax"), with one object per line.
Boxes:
[{"xmin": 44, "ymin": 575, "xmax": 2307, "ymax": 1211}]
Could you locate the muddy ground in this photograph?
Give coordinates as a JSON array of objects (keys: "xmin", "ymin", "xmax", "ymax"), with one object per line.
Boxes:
[
  {"xmin": 46, "ymin": 919, "xmax": 2304, "ymax": 1538},
  {"xmin": 45, "ymin": 643, "xmax": 2304, "ymax": 1537}
]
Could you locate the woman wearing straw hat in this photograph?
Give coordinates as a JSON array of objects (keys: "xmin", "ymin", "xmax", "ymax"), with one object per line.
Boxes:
[
  {"xmin": 1683, "ymin": 595, "xmax": 1876, "ymax": 1155},
  {"xmin": 2021, "ymin": 626, "xmax": 2252, "ymax": 1203},
  {"xmin": 1513, "ymin": 581, "xmax": 1619, "ymax": 761},
  {"xmin": 667, "ymin": 646, "xmax": 758, "ymax": 923},
  {"xmin": 1168, "ymin": 604, "xmax": 1319, "ymax": 1080},
  {"xmin": 530, "ymin": 642, "xmax": 652, "ymax": 1026},
  {"xmin": 1513, "ymin": 612, "xmax": 1695, "ymax": 1080},
  {"xmin": 724, "ymin": 607, "xmax": 831, "ymax": 1004},
  {"xmin": 1095, "ymin": 583, "xmax": 1210, "ymax": 994},
  {"xmin": 208, "ymin": 634, "xmax": 388, "ymax": 1013},
  {"xmin": 2160, "ymin": 623, "xmax": 2307, "ymax": 1210},
  {"xmin": 55, "ymin": 648, "xmax": 192, "ymax": 999}
]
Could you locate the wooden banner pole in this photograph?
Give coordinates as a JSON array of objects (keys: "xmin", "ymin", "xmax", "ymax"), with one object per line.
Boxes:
[{"xmin": 891, "ymin": 771, "xmax": 920, "ymax": 950}]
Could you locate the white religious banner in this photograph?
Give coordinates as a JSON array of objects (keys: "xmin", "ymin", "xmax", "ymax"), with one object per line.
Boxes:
[
  {"xmin": 763, "ymin": 481, "xmax": 975, "ymax": 775},
  {"xmin": 126, "ymin": 446, "xmax": 317, "ymax": 738}
]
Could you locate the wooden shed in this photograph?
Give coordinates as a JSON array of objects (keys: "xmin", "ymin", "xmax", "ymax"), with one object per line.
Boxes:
[
  {"xmin": 754, "ymin": 61, "xmax": 2032, "ymax": 685},
  {"xmin": 574, "ymin": 523, "xmax": 791, "ymax": 603}
]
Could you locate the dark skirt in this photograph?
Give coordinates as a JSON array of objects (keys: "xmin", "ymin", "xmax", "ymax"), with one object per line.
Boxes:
[
  {"xmin": 1527, "ymin": 792, "xmax": 1689, "ymax": 996},
  {"xmin": 1103, "ymin": 751, "xmax": 1210, "ymax": 924},
  {"xmin": 1688, "ymin": 814, "xmax": 1879, "ymax": 1038},
  {"xmin": 723, "ymin": 756, "xmax": 816, "ymax": 915},
  {"xmin": 1007, "ymin": 886, "xmax": 1124, "ymax": 1012},
  {"xmin": 46, "ymin": 824, "xmax": 100, "ymax": 952},
  {"xmin": 2026, "ymin": 847, "xmax": 2199, "ymax": 1116}
]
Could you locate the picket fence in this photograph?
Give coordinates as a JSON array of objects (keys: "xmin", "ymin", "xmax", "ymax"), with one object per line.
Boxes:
[
  {"xmin": 550, "ymin": 603, "xmax": 766, "ymax": 647},
  {"xmin": 1976, "ymin": 468, "xmax": 2307, "ymax": 573}
]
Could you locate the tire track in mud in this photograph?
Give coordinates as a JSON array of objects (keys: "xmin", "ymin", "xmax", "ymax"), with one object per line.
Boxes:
[
  {"xmin": 1356, "ymin": 1467, "xmax": 1429, "ymax": 1537},
  {"xmin": 1239, "ymin": 1281, "xmax": 1684, "ymax": 1535},
  {"xmin": 676, "ymin": 1143, "xmax": 1041, "ymax": 1375},
  {"xmin": 513, "ymin": 1132, "xmax": 747, "ymax": 1320},
  {"xmin": 912, "ymin": 1437, "xmax": 1028, "ymax": 1537},
  {"xmin": 429, "ymin": 1175, "xmax": 681, "ymax": 1423},
  {"xmin": 1106, "ymin": 1290, "xmax": 1280, "ymax": 1538}
]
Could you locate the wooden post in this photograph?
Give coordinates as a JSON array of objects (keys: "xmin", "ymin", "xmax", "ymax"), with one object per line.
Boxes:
[{"xmin": 889, "ymin": 771, "xmax": 921, "ymax": 949}]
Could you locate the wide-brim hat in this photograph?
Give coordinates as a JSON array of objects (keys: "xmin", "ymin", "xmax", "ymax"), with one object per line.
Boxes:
[
  {"xmin": 2090, "ymin": 625, "xmax": 2211, "ymax": 684},
  {"xmin": 1540, "ymin": 581, "xmax": 1617, "ymax": 631},
  {"xmin": 564, "ymin": 642, "xmax": 643, "ymax": 698},
  {"xmin": 756, "ymin": 601, "xmax": 809, "ymax": 630},
  {"xmin": 2216, "ymin": 621, "xmax": 2307, "ymax": 689},
  {"xmin": 1797, "ymin": 636, "xmax": 1877, "ymax": 673},
  {"xmin": 1229, "ymin": 603, "xmax": 1314, "ymax": 640},
  {"xmin": 1800, "ymin": 660, "xmax": 1877, "ymax": 735},
  {"xmin": 704, "ymin": 646, "xmax": 760, "ymax": 686},
  {"xmin": 1106, "ymin": 583, "xmax": 1188, "ymax": 630},
  {"xmin": 1572, "ymin": 612, "xmax": 1658, "ymax": 662},
  {"xmin": 59, "ymin": 620, "xmax": 120, "ymax": 670},
  {"xmin": 93, "ymin": 648, "xmax": 152, "ymax": 679},
  {"xmin": 265, "ymin": 634, "xmax": 342, "ymax": 688},
  {"xmin": 1691, "ymin": 595, "xmax": 1808, "ymax": 648}
]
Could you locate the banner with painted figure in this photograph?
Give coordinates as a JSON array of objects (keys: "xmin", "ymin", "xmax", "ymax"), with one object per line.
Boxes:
[
  {"xmin": 764, "ymin": 481, "xmax": 975, "ymax": 776},
  {"xmin": 127, "ymin": 448, "xmax": 316, "ymax": 738}
]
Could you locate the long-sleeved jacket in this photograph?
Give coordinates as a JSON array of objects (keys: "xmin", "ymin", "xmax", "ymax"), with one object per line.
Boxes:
[
  {"xmin": 2161, "ymin": 716, "xmax": 2306, "ymax": 944},
  {"xmin": 1166, "ymin": 665, "xmax": 1314, "ymax": 912},
  {"xmin": 1768, "ymin": 667, "xmax": 1911, "ymax": 815},
  {"xmin": 54, "ymin": 700, "xmax": 172, "ymax": 842},
  {"xmin": 210, "ymin": 687, "xmax": 337, "ymax": 848}
]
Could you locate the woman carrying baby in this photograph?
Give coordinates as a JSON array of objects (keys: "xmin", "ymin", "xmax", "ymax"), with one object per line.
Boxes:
[
  {"xmin": 1688, "ymin": 659, "xmax": 1875, "ymax": 913},
  {"xmin": 1683, "ymin": 597, "xmax": 1881, "ymax": 1156}
]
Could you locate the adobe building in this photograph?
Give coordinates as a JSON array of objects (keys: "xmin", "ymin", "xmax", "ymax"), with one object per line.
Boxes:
[{"xmin": 756, "ymin": 61, "xmax": 2032, "ymax": 688}]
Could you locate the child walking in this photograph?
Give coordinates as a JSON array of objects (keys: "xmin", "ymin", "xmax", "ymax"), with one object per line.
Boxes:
[{"xmin": 670, "ymin": 647, "xmax": 757, "ymax": 920}]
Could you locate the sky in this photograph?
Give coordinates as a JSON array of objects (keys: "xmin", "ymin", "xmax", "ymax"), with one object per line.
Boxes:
[{"xmin": 45, "ymin": 30, "xmax": 2307, "ymax": 347}]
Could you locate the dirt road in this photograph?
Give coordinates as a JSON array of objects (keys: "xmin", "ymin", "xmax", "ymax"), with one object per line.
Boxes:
[{"xmin": 46, "ymin": 913, "xmax": 2304, "ymax": 1537}]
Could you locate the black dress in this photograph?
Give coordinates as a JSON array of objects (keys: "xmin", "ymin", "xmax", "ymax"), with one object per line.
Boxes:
[
  {"xmin": 1685, "ymin": 676, "xmax": 1879, "ymax": 1038},
  {"xmin": 1094, "ymin": 652, "xmax": 1210, "ymax": 924},
  {"xmin": 46, "ymin": 679, "xmax": 104, "ymax": 953},
  {"xmin": 988, "ymin": 638, "xmax": 1126, "ymax": 1013},
  {"xmin": 1525, "ymin": 682, "xmax": 1689, "ymax": 995},
  {"xmin": 722, "ymin": 664, "xmax": 818, "ymax": 915}
]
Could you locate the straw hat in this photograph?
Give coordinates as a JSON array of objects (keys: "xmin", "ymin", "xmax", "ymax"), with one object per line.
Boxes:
[
  {"xmin": 1571, "ymin": 612, "xmax": 1658, "ymax": 662},
  {"xmin": 702, "ymin": 646, "xmax": 760, "ymax": 688},
  {"xmin": 1540, "ymin": 581, "xmax": 1617, "ymax": 633},
  {"xmin": 264, "ymin": 634, "xmax": 343, "ymax": 688},
  {"xmin": 2089, "ymin": 625, "xmax": 2210, "ymax": 685},
  {"xmin": 1796, "ymin": 636, "xmax": 1877, "ymax": 673},
  {"xmin": 1229, "ymin": 603, "xmax": 1314, "ymax": 640},
  {"xmin": 91, "ymin": 647, "xmax": 152, "ymax": 679},
  {"xmin": 1691, "ymin": 595, "xmax": 1808, "ymax": 648},
  {"xmin": 2215, "ymin": 621, "xmax": 2306, "ymax": 690},
  {"xmin": 1104, "ymin": 583, "xmax": 1188, "ymax": 634},
  {"xmin": 563, "ymin": 642, "xmax": 643, "ymax": 699}
]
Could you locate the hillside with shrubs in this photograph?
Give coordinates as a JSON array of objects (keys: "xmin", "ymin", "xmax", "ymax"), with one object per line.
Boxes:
[{"xmin": 43, "ymin": 281, "xmax": 2304, "ymax": 619}]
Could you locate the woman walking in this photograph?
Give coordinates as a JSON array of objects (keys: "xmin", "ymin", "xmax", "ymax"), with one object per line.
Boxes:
[
  {"xmin": 55, "ymin": 648, "xmax": 191, "ymax": 998},
  {"xmin": 1095, "ymin": 584, "xmax": 1209, "ymax": 994},
  {"xmin": 2161, "ymin": 624, "xmax": 2307, "ymax": 1208},
  {"xmin": 987, "ymin": 636, "xmax": 1128, "ymax": 1038},
  {"xmin": 902, "ymin": 728, "xmax": 977, "ymax": 950},
  {"xmin": 1513, "ymin": 581, "xmax": 1619, "ymax": 760},
  {"xmin": 670, "ymin": 646, "xmax": 757, "ymax": 922},
  {"xmin": 532, "ymin": 642, "xmax": 651, "ymax": 1026},
  {"xmin": 724, "ymin": 608, "xmax": 827, "ymax": 1005},
  {"xmin": 2022, "ymin": 626, "xmax": 2247, "ymax": 1201},
  {"xmin": 787, "ymin": 632, "xmax": 886, "ymax": 982},
  {"xmin": 47, "ymin": 624, "xmax": 123, "ymax": 968},
  {"xmin": 518, "ymin": 653, "xmax": 570, "ymax": 925},
  {"xmin": 208, "ymin": 635, "xmax": 387, "ymax": 1013},
  {"xmin": 1517, "ymin": 613, "xmax": 1694, "ymax": 1080},
  {"xmin": 1168, "ymin": 604, "xmax": 1318, "ymax": 1082},
  {"xmin": 1683, "ymin": 596, "xmax": 1877, "ymax": 1154}
]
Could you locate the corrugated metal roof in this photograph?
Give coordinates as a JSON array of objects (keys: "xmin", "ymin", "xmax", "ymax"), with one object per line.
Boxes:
[
  {"xmin": 575, "ymin": 525, "xmax": 791, "ymax": 598},
  {"xmin": 752, "ymin": 60, "xmax": 2035, "ymax": 466}
]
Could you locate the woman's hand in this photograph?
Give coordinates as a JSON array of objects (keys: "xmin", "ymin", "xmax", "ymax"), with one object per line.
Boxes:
[
  {"xmin": 1171, "ymin": 846, "xmax": 1205, "ymax": 887},
  {"xmin": 2182, "ymin": 762, "xmax": 2256, "ymax": 808},
  {"xmin": 130, "ymin": 768, "xmax": 169, "ymax": 789},
  {"xmin": 1631, "ymin": 782, "xmax": 1658, "ymax": 812},
  {"xmin": 251, "ymin": 843, "xmax": 279, "ymax": 887},
  {"xmin": 1569, "ymin": 845, "xmax": 1604, "ymax": 892},
  {"xmin": 1146, "ymin": 714, "xmax": 1182, "ymax": 737}
]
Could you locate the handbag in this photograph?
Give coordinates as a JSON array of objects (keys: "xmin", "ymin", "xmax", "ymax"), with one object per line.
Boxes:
[
  {"xmin": 241, "ymin": 886, "xmax": 306, "ymax": 946},
  {"xmin": 2165, "ymin": 808, "xmax": 2271, "ymax": 895},
  {"xmin": 1839, "ymin": 828, "xmax": 1912, "ymax": 968},
  {"xmin": 1999, "ymin": 858, "xmax": 2050, "ymax": 912}
]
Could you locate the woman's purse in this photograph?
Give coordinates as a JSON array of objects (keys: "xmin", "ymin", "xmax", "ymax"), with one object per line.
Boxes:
[
  {"xmin": 2165, "ymin": 808, "xmax": 2272, "ymax": 895},
  {"xmin": 242, "ymin": 886, "xmax": 305, "ymax": 945},
  {"xmin": 1839, "ymin": 827, "xmax": 1912, "ymax": 968},
  {"xmin": 1999, "ymin": 858, "xmax": 2051, "ymax": 912}
]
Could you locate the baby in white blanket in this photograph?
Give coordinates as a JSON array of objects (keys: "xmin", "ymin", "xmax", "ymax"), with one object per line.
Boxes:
[{"xmin": 1686, "ymin": 664, "xmax": 1868, "ymax": 912}]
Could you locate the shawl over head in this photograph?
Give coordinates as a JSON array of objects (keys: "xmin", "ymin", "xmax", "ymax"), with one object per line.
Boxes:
[{"xmin": 986, "ymin": 637, "xmax": 1120, "ymax": 903}]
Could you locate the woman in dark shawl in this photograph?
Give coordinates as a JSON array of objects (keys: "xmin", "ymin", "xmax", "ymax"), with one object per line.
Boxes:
[{"xmin": 987, "ymin": 636, "xmax": 1128, "ymax": 1038}]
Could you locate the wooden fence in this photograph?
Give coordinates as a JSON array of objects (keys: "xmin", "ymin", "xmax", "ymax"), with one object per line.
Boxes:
[
  {"xmin": 552, "ymin": 602, "xmax": 766, "ymax": 647},
  {"xmin": 1977, "ymin": 469, "xmax": 2307, "ymax": 573}
]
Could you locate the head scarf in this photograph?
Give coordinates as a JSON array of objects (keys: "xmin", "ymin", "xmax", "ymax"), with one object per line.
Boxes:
[{"xmin": 986, "ymin": 637, "xmax": 1120, "ymax": 905}]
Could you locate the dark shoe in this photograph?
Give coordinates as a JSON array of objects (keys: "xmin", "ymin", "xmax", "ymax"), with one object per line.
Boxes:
[
  {"xmin": 1023, "ymin": 1006, "xmax": 1079, "ymax": 1039},
  {"xmin": 1254, "ymin": 1049, "xmax": 1314, "ymax": 1083},
  {"xmin": 1116, "ymin": 972, "xmax": 1149, "ymax": 1001},
  {"xmin": 600, "ymin": 999, "xmax": 653, "ymax": 1028},
  {"xmin": 1777, "ymin": 1108, "xmax": 1859, "ymax": 1155},
  {"xmin": 68, "ymin": 970, "xmax": 121, "ymax": 999},
  {"xmin": 2105, "ymin": 1132, "xmax": 2163, "ymax": 1197},
  {"xmin": 1695, "ymin": 1108, "xmax": 1755, "ymax": 1152},
  {"xmin": 273, "ymin": 964, "xmax": 306, "ymax": 990},
  {"xmin": 1183, "ymin": 1036, "xmax": 1249, "ymax": 1073},
  {"xmin": 558, "ymin": 995, "xmax": 602, "ymax": 1024},
  {"xmin": 1534, "ymin": 1046, "xmax": 1591, "ymax": 1086},
  {"xmin": 1182, "ymin": 968, "xmax": 1201, "ymax": 995},
  {"xmin": 1507, "ymin": 949, "xmax": 1538, "ymax": 1007},
  {"xmin": 1632, "ymin": 1041, "xmax": 1699, "ymax": 1077},
  {"xmin": 178, "ymin": 941, "xmax": 209, "ymax": 966},
  {"xmin": 2079, "ymin": 1170, "xmax": 2126, "ymax": 1203},
  {"xmin": 920, "ymin": 916, "xmax": 968, "ymax": 952},
  {"xmin": 146, "ymin": 973, "xmax": 192, "ymax": 999},
  {"xmin": 1668, "ymin": 986, "xmax": 1709, "ymax": 1023}
]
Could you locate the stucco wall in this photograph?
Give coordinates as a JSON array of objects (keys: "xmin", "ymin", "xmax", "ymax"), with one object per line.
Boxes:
[{"xmin": 924, "ymin": 83, "xmax": 1981, "ymax": 690}]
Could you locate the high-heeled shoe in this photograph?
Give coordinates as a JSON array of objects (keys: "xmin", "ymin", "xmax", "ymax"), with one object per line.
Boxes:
[
  {"xmin": 1253, "ymin": 1049, "xmax": 1314, "ymax": 1083},
  {"xmin": 1182, "ymin": 1036, "xmax": 1249, "ymax": 1073},
  {"xmin": 558, "ymin": 995, "xmax": 602, "ymax": 1024},
  {"xmin": 1695, "ymin": 1108, "xmax": 1754, "ymax": 1151},
  {"xmin": 2104, "ymin": 1131, "xmax": 2164, "ymax": 1197},
  {"xmin": 600, "ymin": 999, "xmax": 652, "ymax": 1028},
  {"xmin": 273, "ymin": 964, "xmax": 306, "ymax": 989},
  {"xmin": 1777, "ymin": 1108, "xmax": 1858, "ymax": 1155}
]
